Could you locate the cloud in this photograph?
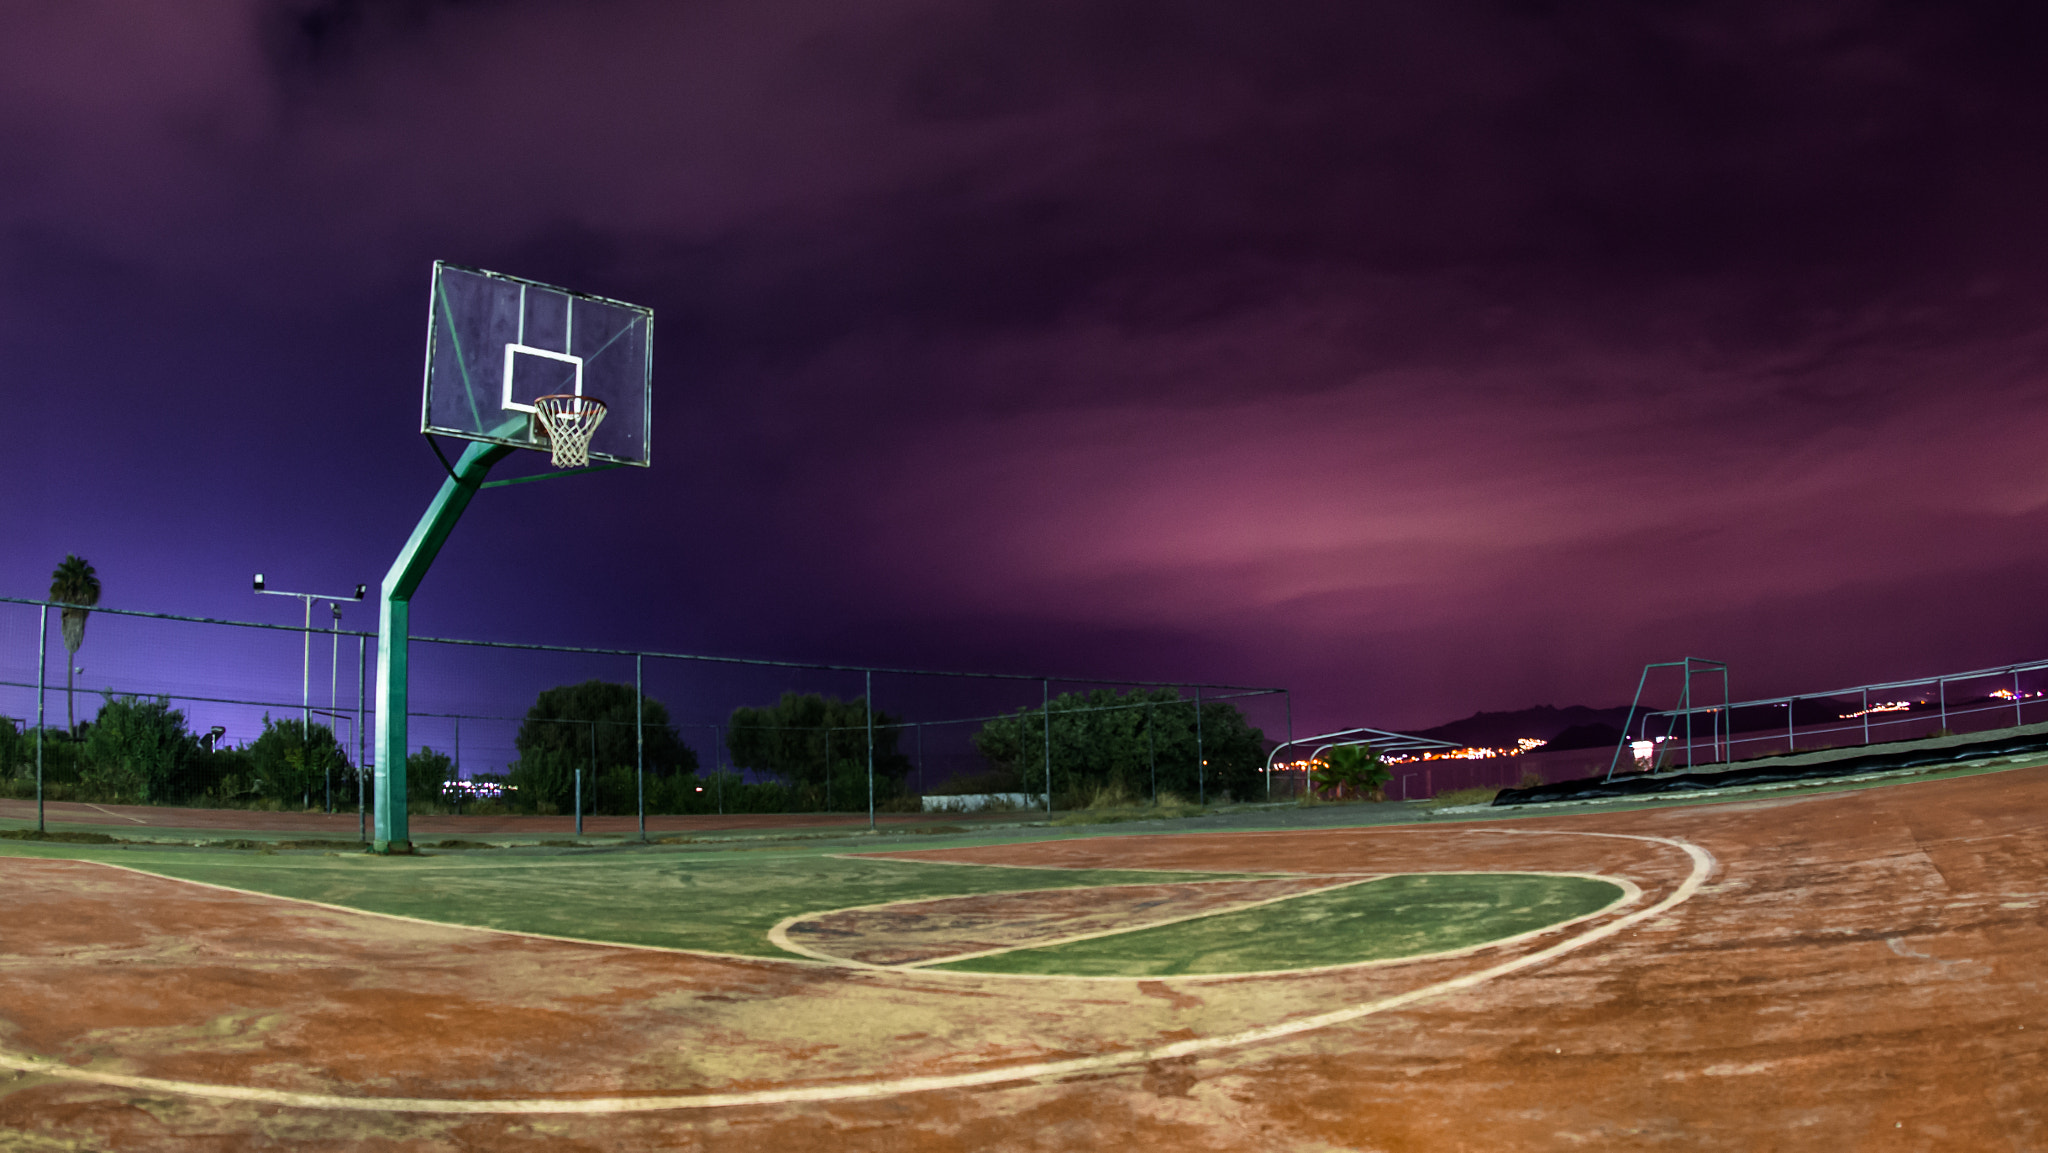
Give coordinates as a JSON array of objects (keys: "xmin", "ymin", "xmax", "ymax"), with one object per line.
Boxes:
[{"xmin": 10, "ymin": 1, "xmax": 2048, "ymax": 733}]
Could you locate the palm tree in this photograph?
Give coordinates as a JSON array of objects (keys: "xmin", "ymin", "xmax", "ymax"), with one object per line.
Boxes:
[
  {"xmin": 49, "ymin": 555, "xmax": 101, "ymax": 732},
  {"xmin": 1312, "ymin": 743, "xmax": 1390, "ymax": 801}
]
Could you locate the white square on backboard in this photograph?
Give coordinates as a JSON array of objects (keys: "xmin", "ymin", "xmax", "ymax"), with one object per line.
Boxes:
[{"xmin": 501, "ymin": 344, "xmax": 585, "ymax": 413}]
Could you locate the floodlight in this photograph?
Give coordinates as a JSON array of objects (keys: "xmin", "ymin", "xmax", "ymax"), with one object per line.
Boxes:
[
  {"xmin": 253, "ymin": 574, "xmax": 265, "ymax": 592},
  {"xmin": 354, "ymin": 584, "xmax": 367, "ymax": 599}
]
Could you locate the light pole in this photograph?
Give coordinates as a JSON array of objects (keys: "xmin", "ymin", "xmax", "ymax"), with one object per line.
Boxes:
[{"xmin": 254, "ymin": 575, "xmax": 365, "ymax": 807}]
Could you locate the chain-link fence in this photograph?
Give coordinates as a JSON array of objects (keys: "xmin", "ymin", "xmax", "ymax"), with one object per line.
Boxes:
[
  {"xmin": 0, "ymin": 596, "xmax": 1292, "ymax": 828},
  {"xmin": 1613, "ymin": 659, "xmax": 2048, "ymax": 777}
]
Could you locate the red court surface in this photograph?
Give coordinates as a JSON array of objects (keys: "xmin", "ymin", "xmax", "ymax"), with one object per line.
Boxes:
[{"xmin": 3, "ymin": 763, "xmax": 2046, "ymax": 1150}]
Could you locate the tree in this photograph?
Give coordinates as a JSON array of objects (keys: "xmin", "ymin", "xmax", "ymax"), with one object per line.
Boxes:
[
  {"xmin": 247, "ymin": 715, "xmax": 351, "ymax": 808},
  {"xmin": 725, "ymin": 692, "xmax": 912, "ymax": 808},
  {"xmin": 509, "ymin": 681, "xmax": 696, "ymax": 813},
  {"xmin": 971, "ymin": 688, "xmax": 1269, "ymax": 804},
  {"xmin": 407, "ymin": 747, "xmax": 454, "ymax": 807},
  {"xmin": 0, "ymin": 717, "xmax": 24, "ymax": 781},
  {"xmin": 1311, "ymin": 743, "xmax": 1390, "ymax": 802},
  {"xmin": 81, "ymin": 694, "xmax": 198, "ymax": 803},
  {"xmin": 49, "ymin": 555, "xmax": 101, "ymax": 732}
]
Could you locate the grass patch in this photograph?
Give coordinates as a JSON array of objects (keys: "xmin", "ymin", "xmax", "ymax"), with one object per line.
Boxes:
[
  {"xmin": 1052, "ymin": 787, "xmax": 1207, "ymax": 826},
  {"xmin": 1422, "ymin": 787, "xmax": 1502, "ymax": 809},
  {"xmin": 195, "ymin": 838, "xmax": 366, "ymax": 852},
  {"xmin": 935, "ymin": 873, "xmax": 1624, "ymax": 976},
  {"xmin": 0, "ymin": 828, "xmax": 118, "ymax": 844}
]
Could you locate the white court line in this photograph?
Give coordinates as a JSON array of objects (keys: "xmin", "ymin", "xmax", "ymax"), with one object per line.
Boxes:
[
  {"xmin": 901, "ymin": 872, "xmax": 1646, "ymax": 983},
  {"xmin": 0, "ymin": 829, "xmax": 1713, "ymax": 1114},
  {"xmin": 766, "ymin": 874, "xmax": 1384, "ymax": 968},
  {"xmin": 771, "ymin": 872, "xmax": 1644, "ymax": 982},
  {"xmin": 85, "ymin": 804, "xmax": 149, "ymax": 825}
]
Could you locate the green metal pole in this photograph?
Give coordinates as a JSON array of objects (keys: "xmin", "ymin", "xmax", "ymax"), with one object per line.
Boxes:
[
  {"xmin": 34, "ymin": 605, "xmax": 47, "ymax": 835},
  {"xmin": 357, "ymin": 634, "xmax": 366, "ymax": 843},
  {"xmin": 636, "ymin": 654, "xmax": 646, "ymax": 842},
  {"xmin": 374, "ymin": 438, "xmax": 513, "ymax": 853}
]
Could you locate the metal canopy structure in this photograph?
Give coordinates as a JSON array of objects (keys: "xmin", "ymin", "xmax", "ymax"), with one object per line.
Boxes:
[{"xmin": 1264, "ymin": 725, "xmax": 1464, "ymax": 777}]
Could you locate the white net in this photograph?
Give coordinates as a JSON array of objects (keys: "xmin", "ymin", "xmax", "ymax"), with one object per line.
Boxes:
[{"xmin": 532, "ymin": 394, "xmax": 609, "ymax": 469}]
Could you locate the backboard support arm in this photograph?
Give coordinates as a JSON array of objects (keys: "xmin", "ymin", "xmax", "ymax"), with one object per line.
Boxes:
[{"xmin": 374, "ymin": 438, "xmax": 515, "ymax": 853}]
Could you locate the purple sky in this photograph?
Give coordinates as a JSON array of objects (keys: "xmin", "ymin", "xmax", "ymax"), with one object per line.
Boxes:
[{"xmin": 9, "ymin": 1, "xmax": 2048, "ymax": 738}]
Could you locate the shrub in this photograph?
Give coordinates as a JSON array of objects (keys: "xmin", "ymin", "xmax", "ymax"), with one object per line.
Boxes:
[
  {"xmin": 247, "ymin": 716, "xmax": 352, "ymax": 808},
  {"xmin": 81, "ymin": 694, "xmax": 198, "ymax": 803},
  {"xmin": 0, "ymin": 717, "xmax": 23, "ymax": 781}
]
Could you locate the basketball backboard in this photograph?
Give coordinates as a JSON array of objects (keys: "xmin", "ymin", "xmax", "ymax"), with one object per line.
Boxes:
[{"xmin": 420, "ymin": 262, "xmax": 652, "ymax": 466}]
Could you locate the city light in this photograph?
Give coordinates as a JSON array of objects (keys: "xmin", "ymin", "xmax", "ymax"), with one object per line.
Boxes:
[
  {"xmin": 1839, "ymin": 701, "xmax": 1913, "ymax": 719},
  {"xmin": 1380, "ymin": 737, "xmax": 1547, "ymax": 764}
]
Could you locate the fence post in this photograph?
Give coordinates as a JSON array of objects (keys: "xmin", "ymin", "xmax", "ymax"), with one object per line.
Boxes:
[
  {"xmin": 1147, "ymin": 698, "xmax": 1157, "ymax": 805},
  {"xmin": 1721, "ymin": 665, "xmax": 1731, "ymax": 764},
  {"xmin": 1195, "ymin": 687, "xmax": 1205, "ymax": 806},
  {"xmin": 636, "ymin": 654, "xmax": 645, "ymax": 843},
  {"xmin": 1276, "ymin": 691, "xmax": 1291, "ymax": 800},
  {"xmin": 865, "ymin": 668, "xmax": 875, "ymax": 833},
  {"xmin": 357, "ymin": 633, "xmax": 367, "ymax": 842},
  {"xmin": 1043, "ymin": 680, "xmax": 1052, "ymax": 815},
  {"xmin": 574, "ymin": 768, "xmax": 582, "ymax": 837},
  {"xmin": 1682, "ymin": 659, "xmax": 1695, "ymax": 770},
  {"xmin": 452, "ymin": 716, "xmax": 462, "ymax": 816},
  {"xmin": 2016, "ymin": 671, "xmax": 2024, "ymax": 727},
  {"xmin": 34, "ymin": 604, "xmax": 47, "ymax": 835}
]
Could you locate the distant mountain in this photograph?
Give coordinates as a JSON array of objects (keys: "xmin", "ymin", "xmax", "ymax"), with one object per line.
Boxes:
[
  {"xmin": 1411, "ymin": 705, "xmax": 1637, "ymax": 750},
  {"xmin": 1546, "ymin": 722, "xmax": 1627, "ymax": 751}
]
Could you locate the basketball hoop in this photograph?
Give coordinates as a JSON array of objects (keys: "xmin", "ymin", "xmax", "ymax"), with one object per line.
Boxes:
[{"xmin": 531, "ymin": 393, "xmax": 608, "ymax": 468}]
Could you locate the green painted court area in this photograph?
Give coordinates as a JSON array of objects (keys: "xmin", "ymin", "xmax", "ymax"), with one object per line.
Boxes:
[
  {"xmin": 0, "ymin": 842, "xmax": 1624, "ymax": 974},
  {"xmin": 932, "ymin": 873, "xmax": 1627, "ymax": 976},
  {"xmin": 0, "ymin": 842, "xmax": 1247, "ymax": 959}
]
